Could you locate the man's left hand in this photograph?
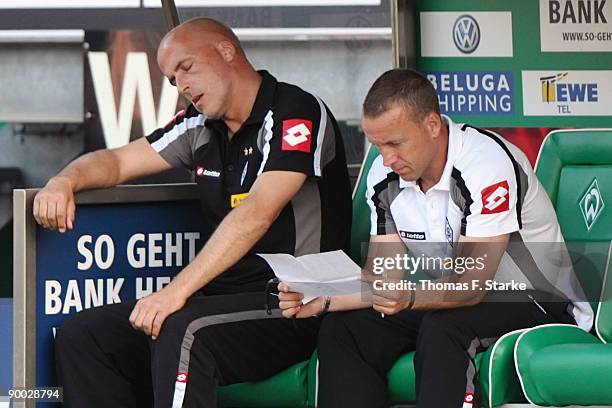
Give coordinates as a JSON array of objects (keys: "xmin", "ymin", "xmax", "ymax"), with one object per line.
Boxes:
[
  {"xmin": 129, "ymin": 285, "xmax": 187, "ymax": 339},
  {"xmin": 362, "ymin": 274, "xmax": 411, "ymax": 316},
  {"xmin": 371, "ymin": 294, "xmax": 411, "ymax": 315}
]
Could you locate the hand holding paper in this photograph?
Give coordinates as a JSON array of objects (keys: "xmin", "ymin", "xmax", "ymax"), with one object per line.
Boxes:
[{"xmin": 258, "ymin": 250, "xmax": 365, "ymax": 303}]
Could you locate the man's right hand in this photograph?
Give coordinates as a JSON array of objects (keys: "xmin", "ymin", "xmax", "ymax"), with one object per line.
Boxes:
[
  {"xmin": 277, "ymin": 282, "xmax": 325, "ymax": 318},
  {"xmin": 31, "ymin": 139, "xmax": 173, "ymax": 233},
  {"xmin": 33, "ymin": 176, "xmax": 76, "ymax": 233}
]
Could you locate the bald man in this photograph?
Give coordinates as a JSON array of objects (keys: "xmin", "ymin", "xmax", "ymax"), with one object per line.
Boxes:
[{"xmin": 36, "ymin": 18, "xmax": 351, "ymax": 407}]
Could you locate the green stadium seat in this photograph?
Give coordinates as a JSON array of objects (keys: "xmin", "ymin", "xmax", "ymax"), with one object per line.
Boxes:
[
  {"xmin": 514, "ymin": 129, "xmax": 612, "ymax": 406},
  {"xmin": 218, "ymin": 359, "xmax": 311, "ymax": 407}
]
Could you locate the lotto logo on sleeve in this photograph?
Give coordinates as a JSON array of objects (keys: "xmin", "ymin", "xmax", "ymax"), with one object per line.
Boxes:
[
  {"xmin": 399, "ymin": 230, "xmax": 426, "ymax": 240},
  {"xmin": 195, "ymin": 166, "xmax": 221, "ymax": 178},
  {"xmin": 282, "ymin": 119, "xmax": 313, "ymax": 153},
  {"xmin": 176, "ymin": 372, "xmax": 188, "ymax": 383},
  {"xmin": 481, "ymin": 180, "xmax": 510, "ymax": 214}
]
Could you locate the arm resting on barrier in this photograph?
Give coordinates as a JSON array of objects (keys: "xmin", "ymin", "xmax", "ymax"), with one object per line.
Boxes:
[{"xmin": 33, "ymin": 138, "xmax": 171, "ymax": 232}]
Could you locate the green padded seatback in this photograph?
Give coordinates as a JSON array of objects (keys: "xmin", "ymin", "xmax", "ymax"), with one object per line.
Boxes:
[
  {"xmin": 387, "ymin": 352, "xmax": 417, "ymax": 404},
  {"xmin": 514, "ymin": 324, "xmax": 604, "ymax": 406},
  {"xmin": 595, "ymin": 244, "xmax": 612, "ymax": 343},
  {"xmin": 218, "ymin": 359, "xmax": 310, "ymax": 407},
  {"xmin": 350, "ymin": 144, "xmax": 380, "ymax": 266},
  {"xmin": 479, "ymin": 330, "xmax": 527, "ymax": 407},
  {"xmin": 306, "ymin": 351, "xmax": 319, "ymax": 407},
  {"xmin": 535, "ymin": 129, "xmax": 612, "ymax": 314}
]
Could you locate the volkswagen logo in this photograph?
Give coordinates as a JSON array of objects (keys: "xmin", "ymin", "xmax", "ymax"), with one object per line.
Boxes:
[{"xmin": 453, "ymin": 15, "xmax": 480, "ymax": 54}]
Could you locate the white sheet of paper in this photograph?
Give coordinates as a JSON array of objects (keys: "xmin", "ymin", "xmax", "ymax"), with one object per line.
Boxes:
[{"xmin": 258, "ymin": 250, "xmax": 363, "ymax": 302}]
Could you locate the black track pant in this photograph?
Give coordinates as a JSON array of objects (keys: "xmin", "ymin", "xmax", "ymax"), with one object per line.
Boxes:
[
  {"xmin": 55, "ymin": 292, "xmax": 320, "ymax": 408},
  {"xmin": 317, "ymin": 290, "xmax": 576, "ymax": 408}
]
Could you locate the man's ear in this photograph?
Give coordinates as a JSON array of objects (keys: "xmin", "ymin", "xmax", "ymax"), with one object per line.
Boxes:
[
  {"xmin": 216, "ymin": 40, "xmax": 236, "ymax": 62},
  {"xmin": 424, "ymin": 112, "xmax": 442, "ymax": 139}
]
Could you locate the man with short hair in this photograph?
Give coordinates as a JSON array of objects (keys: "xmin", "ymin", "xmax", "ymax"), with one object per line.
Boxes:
[
  {"xmin": 278, "ymin": 69, "xmax": 592, "ymax": 407},
  {"xmin": 35, "ymin": 17, "xmax": 351, "ymax": 407}
]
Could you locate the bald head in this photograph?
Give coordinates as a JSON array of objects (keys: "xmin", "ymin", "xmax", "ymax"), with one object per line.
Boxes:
[{"xmin": 160, "ymin": 17, "xmax": 243, "ymax": 57}]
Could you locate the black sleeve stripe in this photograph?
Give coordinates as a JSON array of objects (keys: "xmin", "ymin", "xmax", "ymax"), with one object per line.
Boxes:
[
  {"xmin": 371, "ymin": 172, "xmax": 399, "ymax": 235},
  {"xmin": 461, "ymin": 124, "xmax": 523, "ymax": 229},
  {"xmin": 451, "ymin": 167, "xmax": 473, "ymax": 236}
]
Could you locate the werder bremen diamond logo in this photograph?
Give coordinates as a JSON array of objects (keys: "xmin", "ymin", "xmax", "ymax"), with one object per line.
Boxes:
[{"xmin": 579, "ymin": 178, "xmax": 605, "ymax": 231}]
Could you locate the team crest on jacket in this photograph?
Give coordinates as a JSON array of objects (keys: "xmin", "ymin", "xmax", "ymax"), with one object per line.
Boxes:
[
  {"xmin": 281, "ymin": 119, "xmax": 313, "ymax": 153},
  {"xmin": 480, "ymin": 180, "xmax": 510, "ymax": 214}
]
